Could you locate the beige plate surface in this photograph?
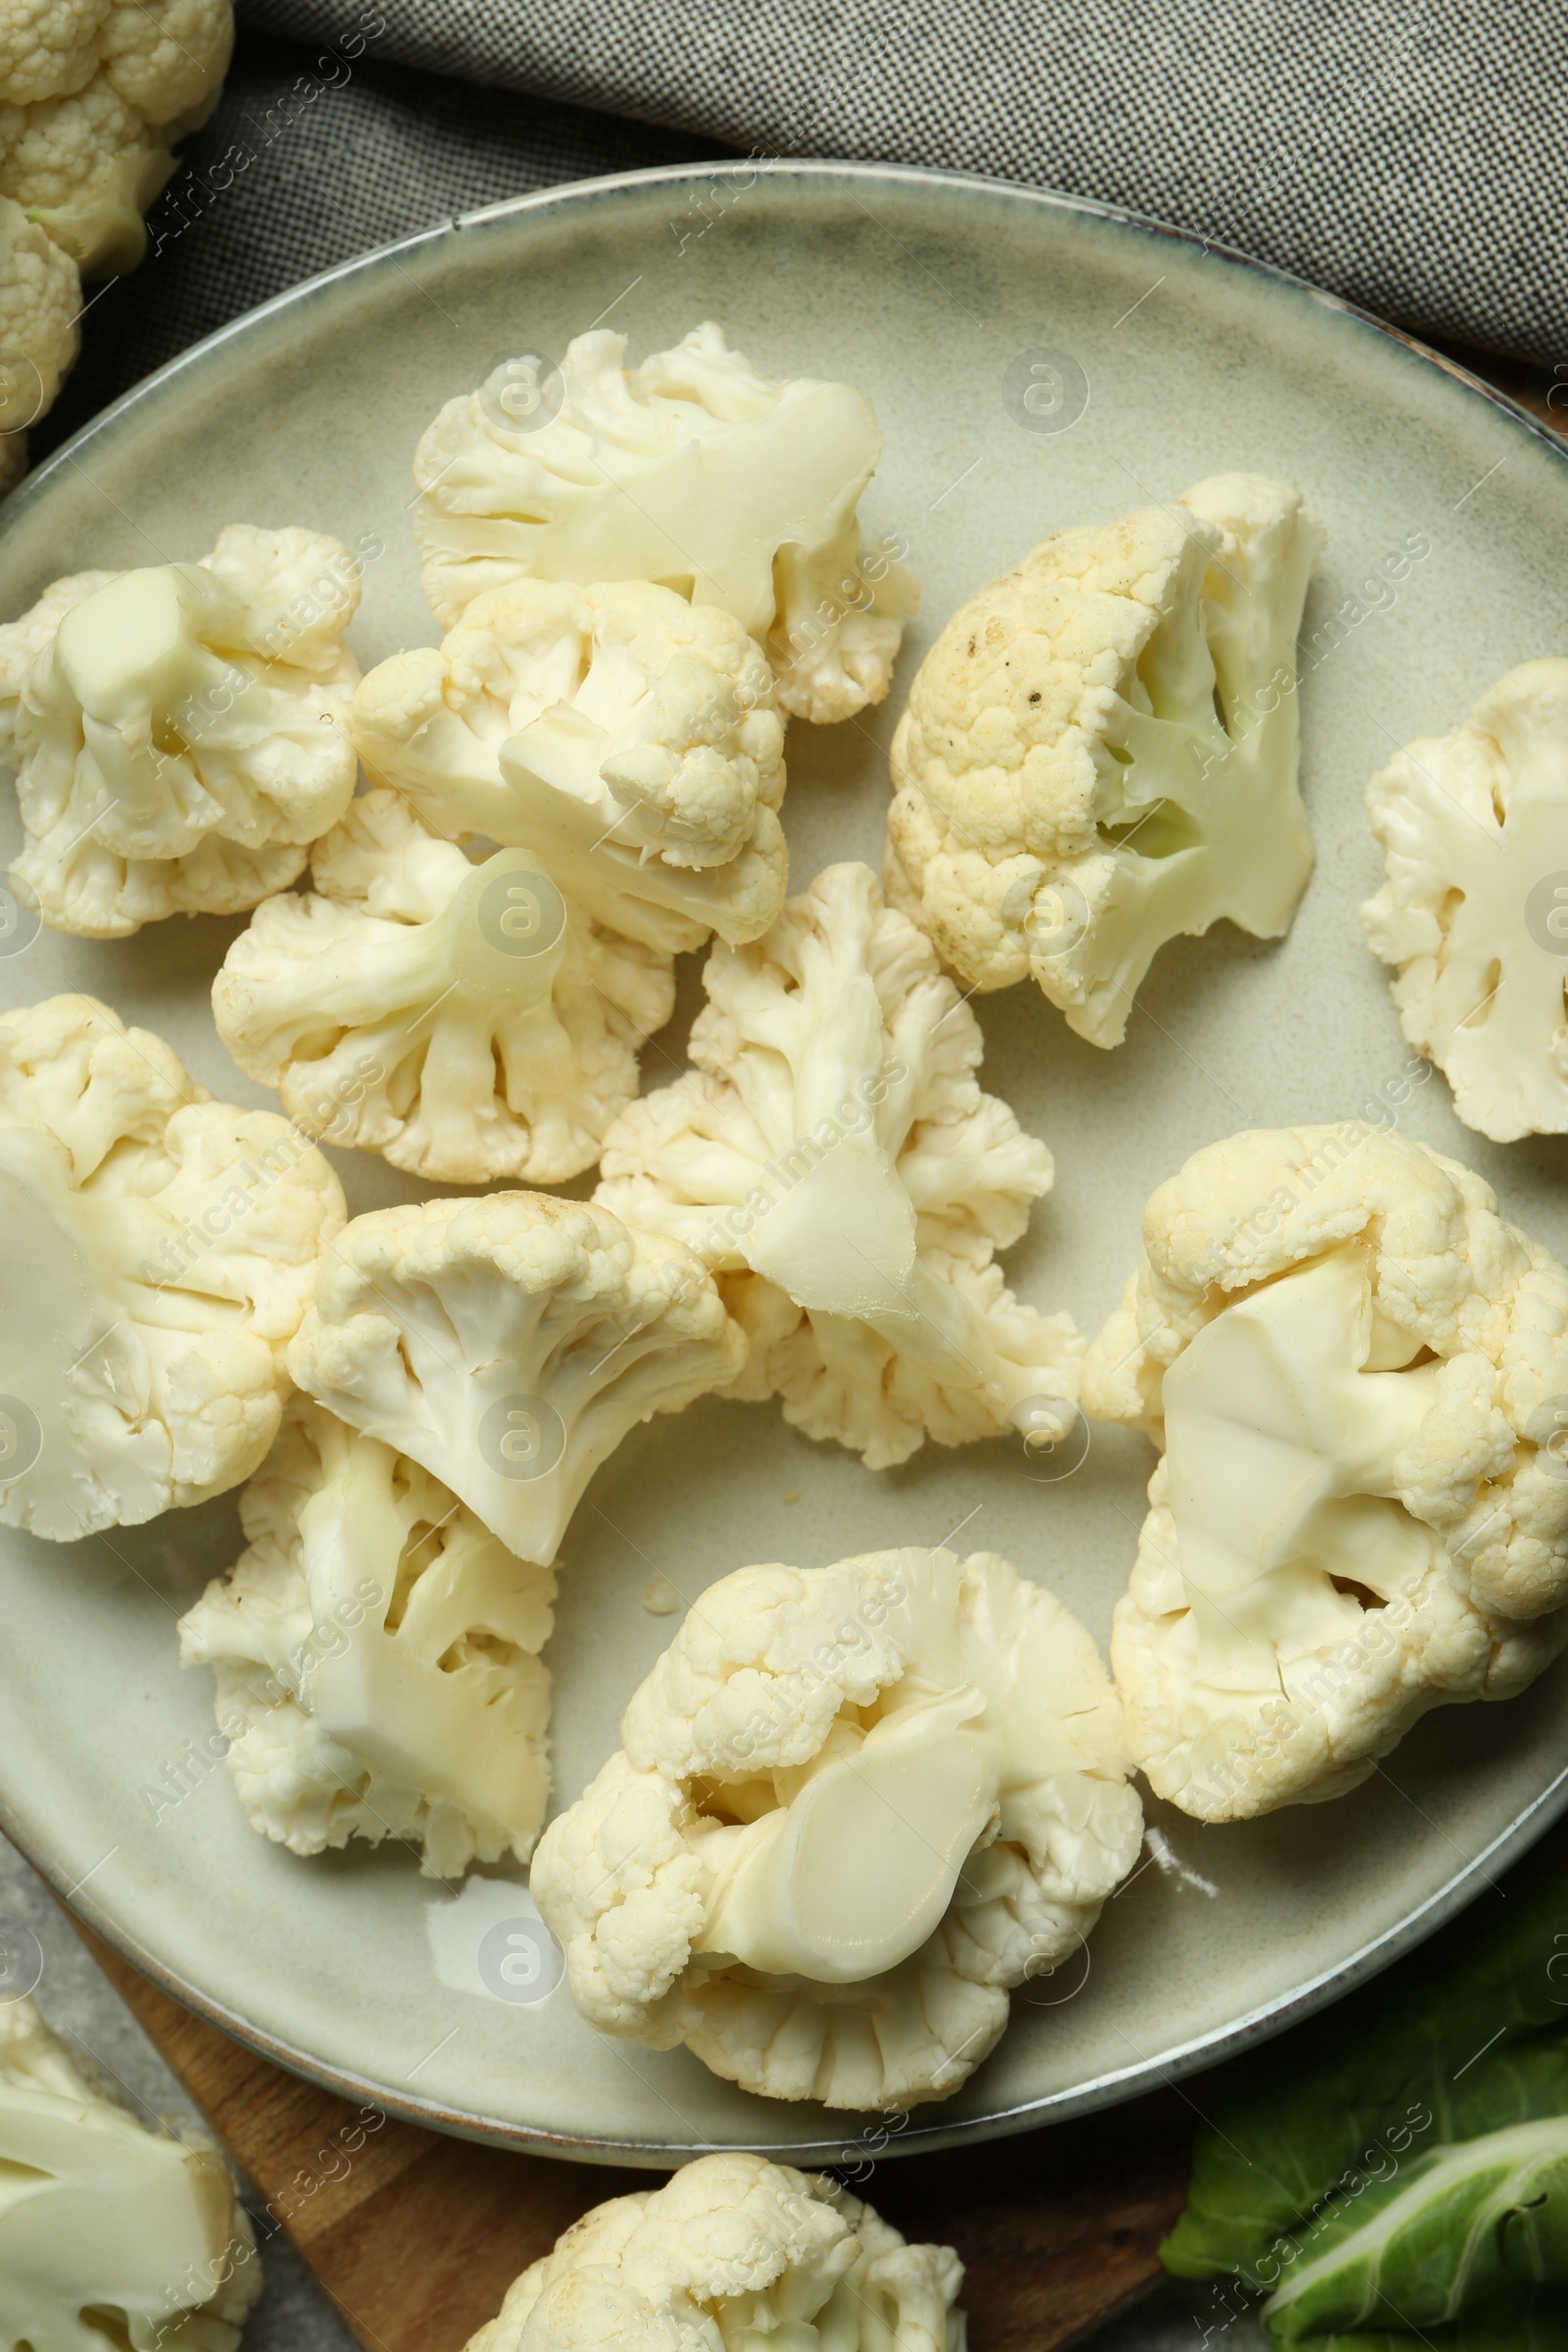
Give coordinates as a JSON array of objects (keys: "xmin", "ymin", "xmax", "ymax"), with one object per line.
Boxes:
[{"xmin": 2, "ymin": 162, "xmax": 1567, "ymax": 2162}]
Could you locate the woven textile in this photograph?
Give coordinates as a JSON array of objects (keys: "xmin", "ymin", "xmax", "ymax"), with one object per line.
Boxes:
[
  {"xmin": 238, "ymin": 0, "xmax": 1563, "ymax": 362},
  {"xmin": 34, "ymin": 1, "xmax": 1561, "ymax": 460}
]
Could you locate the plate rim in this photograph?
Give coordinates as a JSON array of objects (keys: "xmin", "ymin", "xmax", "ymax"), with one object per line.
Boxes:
[{"xmin": 7, "ymin": 153, "xmax": 1568, "ymax": 2164}]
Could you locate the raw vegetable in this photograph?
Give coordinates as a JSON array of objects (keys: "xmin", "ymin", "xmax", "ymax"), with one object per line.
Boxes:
[
  {"xmin": 351, "ymin": 577, "xmax": 787, "ymax": 955},
  {"xmin": 0, "ymin": 1989, "xmax": 258, "ymax": 2352},
  {"xmin": 0, "ymin": 0, "xmax": 233, "ymax": 274},
  {"xmin": 0, "ymin": 194, "xmax": 78, "ymax": 471},
  {"xmin": 212, "ymin": 789, "xmax": 671, "ymax": 1186},
  {"xmin": 0, "ymin": 525, "xmax": 363, "ymax": 935},
  {"xmin": 1082, "ymin": 1124, "xmax": 1568, "ymax": 1819},
  {"xmin": 0, "ymin": 993, "xmax": 344, "ymax": 1542},
  {"xmin": 1163, "ymin": 1823, "xmax": 1568, "ymax": 2345},
  {"xmin": 411, "ymin": 323, "xmax": 915, "ymax": 721},
  {"xmin": 287, "ymin": 1192, "xmax": 744, "ymax": 1568},
  {"xmin": 467, "ymin": 2152, "xmax": 965, "ymax": 2351},
  {"xmin": 178, "ymin": 1396, "xmax": 557, "ymax": 1881},
  {"xmin": 1362, "ymin": 660, "xmax": 1568, "ymax": 1142},
  {"xmin": 531, "ymin": 1544, "xmax": 1142, "ymax": 2111},
  {"xmin": 0, "ymin": 0, "xmax": 234, "ymax": 474},
  {"xmin": 885, "ymin": 473, "xmax": 1322, "ymax": 1046},
  {"xmin": 594, "ymin": 859, "xmax": 1080, "ymax": 1469}
]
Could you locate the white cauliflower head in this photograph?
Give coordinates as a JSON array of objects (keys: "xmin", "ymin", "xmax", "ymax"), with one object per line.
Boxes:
[
  {"xmin": 411, "ymin": 322, "xmax": 915, "ymax": 723},
  {"xmin": 1361, "ymin": 661, "xmax": 1568, "ymax": 1142},
  {"xmin": 287, "ymin": 1193, "xmax": 745, "ymax": 1568},
  {"xmin": 0, "ymin": 189, "xmax": 77, "ymax": 447},
  {"xmin": 595, "ymin": 859, "xmax": 1079, "ymax": 1470},
  {"xmin": 0, "ymin": 524, "xmax": 363, "ymax": 935},
  {"xmin": 352, "ymin": 578, "xmax": 787, "ymax": 955},
  {"xmin": 532, "ymin": 1545, "xmax": 1142, "ymax": 2112},
  {"xmin": 467, "ymin": 2154, "xmax": 965, "ymax": 2352},
  {"xmin": 1082, "ymin": 1124, "xmax": 1568, "ymax": 1820},
  {"xmin": 212, "ymin": 789, "xmax": 673, "ymax": 1188},
  {"xmin": 178, "ymin": 1396, "xmax": 557, "ymax": 1881},
  {"xmin": 0, "ymin": 993, "xmax": 344, "ymax": 1543},
  {"xmin": 0, "ymin": 1990, "xmax": 259, "ymax": 2352},
  {"xmin": 886, "ymin": 474, "xmax": 1323, "ymax": 1047}
]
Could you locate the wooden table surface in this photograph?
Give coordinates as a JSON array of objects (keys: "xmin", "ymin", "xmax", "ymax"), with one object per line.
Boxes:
[
  {"xmin": 60, "ymin": 336, "xmax": 1566, "ymax": 2352},
  {"xmin": 79, "ymin": 1922, "xmax": 1192, "ymax": 2351}
]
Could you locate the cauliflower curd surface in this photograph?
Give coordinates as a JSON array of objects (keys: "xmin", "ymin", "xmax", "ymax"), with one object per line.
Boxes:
[
  {"xmin": 596, "ymin": 859, "xmax": 1079, "ymax": 1469},
  {"xmin": 0, "ymin": 524, "xmax": 363, "ymax": 935},
  {"xmin": 468, "ymin": 2153, "xmax": 964, "ymax": 2352},
  {"xmin": 1362, "ymin": 659, "xmax": 1568, "ymax": 1141},
  {"xmin": 288, "ymin": 1192, "xmax": 744, "ymax": 1569},
  {"xmin": 179, "ymin": 1396, "xmax": 558, "ymax": 1880},
  {"xmin": 213, "ymin": 790, "xmax": 672, "ymax": 1187},
  {"xmin": 1084, "ymin": 1125, "xmax": 1568, "ymax": 1819},
  {"xmin": 353, "ymin": 576, "xmax": 788, "ymax": 956},
  {"xmin": 532, "ymin": 1544, "xmax": 1141, "ymax": 2111},
  {"xmin": 886, "ymin": 473, "xmax": 1322, "ymax": 1046},
  {"xmin": 0, "ymin": 993, "xmax": 343, "ymax": 1542},
  {"xmin": 412, "ymin": 322, "xmax": 914, "ymax": 723},
  {"xmin": 0, "ymin": 1991, "xmax": 259, "ymax": 2352}
]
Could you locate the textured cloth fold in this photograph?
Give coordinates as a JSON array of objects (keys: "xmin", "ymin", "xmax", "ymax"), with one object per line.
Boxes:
[
  {"xmin": 32, "ymin": 2, "xmax": 1561, "ymax": 466},
  {"xmin": 233, "ymin": 0, "xmax": 1563, "ymax": 364}
]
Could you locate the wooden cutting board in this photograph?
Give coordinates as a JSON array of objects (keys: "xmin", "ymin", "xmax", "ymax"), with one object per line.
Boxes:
[{"xmin": 77, "ymin": 1920, "xmax": 1191, "ymax": 2350}]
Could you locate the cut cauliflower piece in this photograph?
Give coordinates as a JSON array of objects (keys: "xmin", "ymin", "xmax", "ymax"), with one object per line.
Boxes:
[
  {"xmin": 353, "ymin": 578, "xmax": 787, "ymax": 955},
  {"xmin": 532, "ymin": 1544, "xmax": 1142, "ymax": 2112},
  {"xmin": 0, "ymin": 569, "xmax": 112, "ymax": 760},
  {"xmin": 287, "ymin": 1193, "xmax": 745, "ymax": 1568},
  {"xmin": 467, "ymin": 2153, "xmax": 965, "ymax": 2352},
  {"xmin": 212, "ymin": 790, "xmax": 673, "ymax": 1187},
  {"xmin": 1082, "ymin": 1125, "xmax": 1568, "ymax": 1821},
  {"xmin": 0, "ymin": 993, "xmax": 344, "ymax": 1543},
  {"xmin": 595, "ymin": 859, "xmax": 1079, "ymax": 1470},
  {"xmin": 178, "ymin": 1396, "xmax": 557, "ymax": 1881},
  {"xmin": 411, "ymin": 322, "xmax": 915, "ymax": 722},
  {"xmin": 0, "ymin": 70, "xmax": 178, "ymax": 275},
  {"xmin": 0, "ymin": 0, "xmax": 231, "ymax": 116},
  {"xmin": 1361, "ymin": 661, "xmax": 1568, "ymax": 1142},
  {"xmin": 0, "ymin": 189, "xmax": 78, "ymax": 448},
  {"xmin": 0, "ymin": 523, "xmax": 362, "ymax": 935},
  {"xmin": 0, "ymin": 1991, "xmax": 259, "ymax": 2352},
  {"xmin": 0, "ymin": 0, "xmax": 230, "ymax": 270},
  {"xmin": 887, "ymin": 473, "xmax": 1323, "ymax": 1047}
]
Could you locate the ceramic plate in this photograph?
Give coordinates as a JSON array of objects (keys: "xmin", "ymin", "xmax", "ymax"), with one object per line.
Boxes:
[{"xmin": 3, "ymin": 162, "xmax": 1567, "ymax": 2164}]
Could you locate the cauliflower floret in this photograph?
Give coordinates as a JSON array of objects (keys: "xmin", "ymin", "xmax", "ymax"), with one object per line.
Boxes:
[
  {"xmin": 0, "ymin": 2, "xmax": 230, "ymax": 367},
  {"xmin": 0, "ymin": 1992, "xmax": 260, "ymax": 2352},
  {"xmin": 0, "ymin": 523, "xmax": 362, "ymax": 935},
  {"xmin": 0, "ymin": 188, "xmax": 77, "ymax": 451},
  {"xmin": 178, "ymin": 1396, "xmax": 557, "ymax": 1881},
  {"xmin": 1361, "ymin": 661, "xmax": 1568, "ymax": 1142},
  {"xmin": 287, "ymin": 1192, "xmax": 745, "ymax": 1568},
  {"xmin": 0, "ymin": 992, "xmax": 345, "ymax": 1542},
  {"xmin": 411, "ymin": 323, "xmax": 916, "ymax": 722},
  {"xmin": 0, "ymin": 72, "xmax": 175, "ymax": 273},
  {"xmin": 886, "ymin": 474, "xmax": 1323, "ymax": 1047},
  {"xmin": 532, "ymin": 1545, "xmax": 1142, "ymax": 2112},
  {"xmin": 0, "ymin": 567, "xmax": 110, "ymax": 756},
  {"xmin": 212, "ymin": 790, "xmax": 673, "ymax": 1187},
  {"xmin": 470, "ymin": 2153, "xmax": 964, "ymax": 2352},
  {"xmin": 1082, "ymin": 1125, "xmax": 1568, "ymax": 1820},
  {"xmin": 595, "ymin": 859, "xmax": 1079, "ymax": 1469},
  {"xmin": 0, "ymin": 0, "xmax": 230, "ymax": 114},
  {"xmin": 353, "ymin": 578, "xmax": 788, "ymax": 955}
]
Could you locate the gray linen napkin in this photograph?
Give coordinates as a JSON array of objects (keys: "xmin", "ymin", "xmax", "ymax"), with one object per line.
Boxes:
[{"xmin": 233, "ymin": 0, "xmax": 1563, "ymax": 364}]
